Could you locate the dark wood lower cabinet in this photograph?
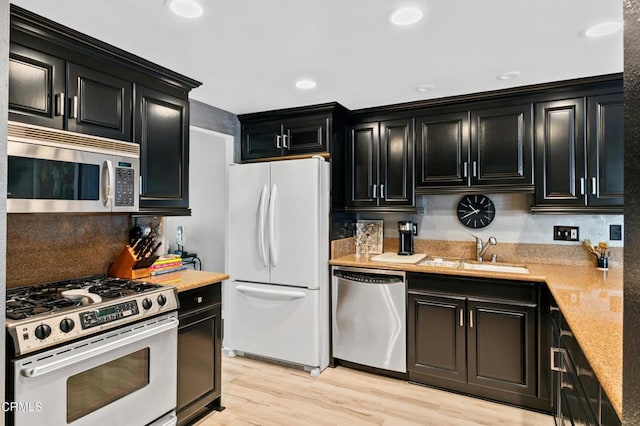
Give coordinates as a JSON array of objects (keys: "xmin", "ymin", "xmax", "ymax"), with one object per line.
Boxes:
[
  {"xmin": 177, "ymin": 284, "xmax": 222, "ymax": 426},
  {"xmin": 407, "ymin": 273, "xmax": 548, "ymax": 412}
]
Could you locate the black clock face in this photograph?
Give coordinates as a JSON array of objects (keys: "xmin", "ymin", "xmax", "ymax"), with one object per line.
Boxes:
[{"xmin": 456, "ymin": 195, "xmax": 495, "ymax": 229}]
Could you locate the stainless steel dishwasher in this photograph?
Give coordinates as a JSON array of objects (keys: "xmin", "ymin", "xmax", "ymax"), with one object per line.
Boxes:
[{"xmin": 332, "ymin": 266, "xmax": 406, "ymax": 373}]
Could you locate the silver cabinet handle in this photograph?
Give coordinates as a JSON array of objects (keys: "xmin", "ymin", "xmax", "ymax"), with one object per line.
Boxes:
[
  {"xmin": 459, "ymin": 309, "xmax": 464, "ymax": 327},
  {"xmin": 139, "ymin": 176, "xmax": 143, "ymax": 195},
  {"xmin": 55, "ymin": 92, "xmax": 64, "ymax": 116},
  {"xmin": 373, "ymin": 184, "xmax": 377, "ymax": 199},
  {"xmin": 550, "ymin": 347, "xmax": 567, "ymax": 372},
  {"xmin": 195, "ymin": 296, "xmax": 203, "ymax": 304},
  {"xmin": 276, "ymin": 135, "xmax": 282, "ymax": 149},
  {"xmin": 463, "ymin": 161, "xmax": 468, "ymax": 178},
  {"xmin": 580, "ymin": 177, "xmax": 585, "ymax": 195},
  {"xmin": 469, "ymin": 310, "xmax": 474, "ymax": 328},
  {"xmin": 380, "ymin": 184, "xmax": 385, "ymax": 199},
  {"xmin": 70, "ymin": 95, "xmax": 78, "ymax": 119},
  {"xmin": 283, "ymin": 134, "xmax": 289, "ymax": 149},
  {"xmin": 591, "ymin": 177, "xmax": 597, "ymax": 195},
  {"xmin": 561, "ymin": 382, "xmax": 574, "ymax": 390},
  {"xmin": 472, "ymin": 161, "xmax": 477, "ymax": 177},
  {"xmin": 577, "ymin": 366, "xmax": 594, "ymax": 377}
]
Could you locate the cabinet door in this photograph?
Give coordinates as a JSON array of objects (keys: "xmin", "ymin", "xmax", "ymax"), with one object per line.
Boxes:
[
  {"xmin": 67, "ymin": 63, "xmax": 132, "ymax": 141},
  {"xmin": 282, "ymin": 115, "xmax": 328, "ymax": 155},
  {"xmin": 587, "ymin": 93, "xmax": 624, "ymax": 207},
  {"xmin": 467, "ymin": 299, "xmax": 536, "ymax": 396},
  {"xmin": 345, "ymin": 123, "xmax": 379, "ymax": 208},
  {"xmin": 379, "ymin": 119, "xmax": 414, "ymax": 207},
  {"xmin": 241, "ymin": 121, "xmax": 283, "ymax": 160},
  {"xmin": 135, "ymin": 85, "xmax": 189, "ymax": 210},
  {"xmin": 535, "ymin": 98, "xmax": 586, "ymax": 207},
  {"xmin": 8, "ymin": 43, "xmax": 65, "ymax": 129},
  {"xmin": 407, "ymin": 293, "xmax": 467, "ymax": 383},
  {"xmin": 471, "ymin": 104, "xmax": 533, "ymax": 187},
  {"xmin": 415, "ymin": 112, "xmax": 469, "ymax": 188}
]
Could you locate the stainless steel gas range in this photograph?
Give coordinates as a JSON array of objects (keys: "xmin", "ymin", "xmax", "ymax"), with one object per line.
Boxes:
[{"xmin": 5, "ymin": 275, "xmax": 180, "ymax": 426}]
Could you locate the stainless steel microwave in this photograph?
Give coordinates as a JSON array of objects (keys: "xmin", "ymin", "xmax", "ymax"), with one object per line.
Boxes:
[{"xmin": 7, "ymin": 121, "xmax": 139, "ymax": 213}]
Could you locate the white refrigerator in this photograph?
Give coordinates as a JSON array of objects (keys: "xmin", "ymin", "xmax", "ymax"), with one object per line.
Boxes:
[{"xmin": 225, "ymin": 157, "xmax": 329, "ymax": 376}]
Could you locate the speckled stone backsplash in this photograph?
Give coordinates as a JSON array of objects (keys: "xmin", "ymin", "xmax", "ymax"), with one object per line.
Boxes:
[
  {"xmin": 6, "ymin": 214, "xmax": 130, "ymax": 288},
  {"xmin": 331, "ymin": 237, "xmax": 622, "ymax": 269}
]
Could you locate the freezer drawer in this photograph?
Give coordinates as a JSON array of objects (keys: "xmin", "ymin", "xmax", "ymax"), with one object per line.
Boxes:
[{"xmin": 225, "ymin": 281, "xmax": 328, "ymax": 369}]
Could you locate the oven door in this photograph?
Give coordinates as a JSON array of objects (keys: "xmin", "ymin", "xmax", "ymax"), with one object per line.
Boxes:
[
  {"xmin": 11, "ymin": 313, "xmax": 178, "ymax": 426},
  {"xmin": 7, "ymin": 139, "xmax": 121, "ymax": 213}
]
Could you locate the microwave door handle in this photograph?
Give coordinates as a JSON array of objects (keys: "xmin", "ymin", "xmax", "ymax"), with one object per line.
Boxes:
[
  {"xmin": 102, "ymin": 160, "xmax": 115, "ymax": 208},
  {"xmin": 20, "ymin": 318, "xmax": 178, "ymax": 379}
]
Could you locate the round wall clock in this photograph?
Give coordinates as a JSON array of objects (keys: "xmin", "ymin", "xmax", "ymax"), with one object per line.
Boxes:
[{"xmin": 456, "ymin": 194, "xmax": 495, "ymax": 229}]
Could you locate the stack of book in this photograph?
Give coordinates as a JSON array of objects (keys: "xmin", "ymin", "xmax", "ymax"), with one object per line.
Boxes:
[{"xmin": 149, "ymin": 255, "xmax": 186, "ymax": 276}]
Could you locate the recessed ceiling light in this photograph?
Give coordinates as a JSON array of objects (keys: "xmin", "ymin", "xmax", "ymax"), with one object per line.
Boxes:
[
  {"xmin": 582, "ymin": 22, "xmax": 623, "ymax": 37},
  {"xmin": 389, "ymin": 7, "xmax": 424, "ymax": 26},
  {"xmin": 497, "ymin": 71, "xmax": 520, "ymax": 81},
  {"xmin": 165, "ymin": 0, "xmax": 203, "ymax": 18},
  {"xmin": 416, "ymin": 84, "xmax": 435, "ymax": 92},
  {"xmin": 295, "ymin": 79, "xmax": 317, "ymax": 90}
]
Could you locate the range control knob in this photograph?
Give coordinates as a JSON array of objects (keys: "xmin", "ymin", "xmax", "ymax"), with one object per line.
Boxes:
[
  {"xmin": 142, "ymin": 298, "xmax": 153, "ymax": 310},
  {"xmin": 34, "ymin": 324, "xmax": 52, "ymax": 340},
  {"xmin": 60, "ymin": 318, "xmax": 75, "ymax": 333},
  {"xmin": 157, "ymin": 294, "xmax": 167, "ymax": 306}
]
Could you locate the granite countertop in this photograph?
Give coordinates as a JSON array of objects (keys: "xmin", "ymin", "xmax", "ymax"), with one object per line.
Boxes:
[
  {"xmin": 142, "ymin": 269, "xmax": 229, "ymax": 292},
  {"xmin": 329, "ymin": 254, "xmax": 623, "ymax": 417}
]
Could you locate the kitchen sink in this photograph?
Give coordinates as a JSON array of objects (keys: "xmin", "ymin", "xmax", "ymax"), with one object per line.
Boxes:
[
  {"xmin": 460, "ymin": 262, "xmax": 529, "ymax": 274},
  {"xmin": 417, "ymin": 257, "xmax": 529, "ymax": 274}
]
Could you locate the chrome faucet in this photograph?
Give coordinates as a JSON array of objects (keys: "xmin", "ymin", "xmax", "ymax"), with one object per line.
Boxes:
[{"xmin": 473, "ymin": 235, "xmax": 497, "ymax": 262}]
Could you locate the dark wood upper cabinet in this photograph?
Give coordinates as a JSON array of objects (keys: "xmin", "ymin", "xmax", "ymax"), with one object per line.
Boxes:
[
  {"xmin": 416, "ymin": 111, "xmax": 470, "ymax": 188},
  {"xmin": 416, "ymin": 104, "xmax": 533, "ymax": 193},
  {"xmin": 533, "ymin": 91, "xmax": 622, "ymax": 213},
  {"xmin": 67, "ymin": 63, "xmax": 132, "ymax": 141},
  {"xmin": 470, "ymin": 104, "xmax": 533, "ymax": 187},
  {"xmin": 242, "ymin": 121, "xmax": 283, "ymax": 160},
  {"xmin": 345, "ymin": 119, "xmax": 414, "ymax": 211},
  {"xmin": 587, "ymin": 93, "xmax": 624, "ymax": 207},
  {"xmin": 135, "ymin": 85, "xmax": 189, "ymax": 211},
  {"xmin": 283, "ymin": 115, "xmax": 328, "ymax": 155},
  {"xmin": 8, "ymin": 43, "xmax": 65, "ymax": 129}
]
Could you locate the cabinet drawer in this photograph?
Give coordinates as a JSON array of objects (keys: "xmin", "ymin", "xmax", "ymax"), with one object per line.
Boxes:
[{"xmin": 178, "ymin": 285, "xmax": 221, "ymax": 315}]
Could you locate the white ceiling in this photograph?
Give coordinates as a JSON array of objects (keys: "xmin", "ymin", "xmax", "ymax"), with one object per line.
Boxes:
[{"xmin": 11, "ymin": 0, "xmax": 623, "ymax": 115}]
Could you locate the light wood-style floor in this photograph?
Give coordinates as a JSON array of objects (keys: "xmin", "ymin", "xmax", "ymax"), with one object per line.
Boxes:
[{"xmin": 195, "ymin": 356, "xmax": 554, "ymax": 426}]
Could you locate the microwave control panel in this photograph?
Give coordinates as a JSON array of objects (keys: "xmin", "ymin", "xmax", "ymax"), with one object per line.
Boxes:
[{"xmin": 115, "ymin": 166, "xmax": 135, "ymax": 207}]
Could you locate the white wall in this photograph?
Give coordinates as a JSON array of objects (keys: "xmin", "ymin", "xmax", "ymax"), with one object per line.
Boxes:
[
  {"xmin": 164, "ymin": 127, "xmax": 233, "ymax": 272},
  {"xmin": 358, "ymin": 193, "xmax": 624, "ymax": 247}
]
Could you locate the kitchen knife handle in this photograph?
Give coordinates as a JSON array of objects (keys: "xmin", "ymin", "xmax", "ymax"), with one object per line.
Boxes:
[
  {"xmin": 580, "ymin": 177, "xmax": 585, "ymax": 195},
  {"xmin": 276, "ymin": 135, "xmax": 282, "ymax": 149},
  {"xmin": 55, "ymin": 92, "xmax": 65, "ymax": 116},
  {"xmin": 591, "ymin": 177, "xmax": 597, "ymax": 195},
  {"xmin": 70, "ymin": 95, "xmax": 78, "ymax": 119},
  {"xmin": 463, "ymin": 162, "xmax": 468, "ymax": 178}
]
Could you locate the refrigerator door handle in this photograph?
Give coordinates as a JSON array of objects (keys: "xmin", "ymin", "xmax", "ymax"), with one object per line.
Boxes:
[
  {"xmin": 268, "ymin": 184, "xmax": 278, "ymax": 267},
  {"xmin": 258, "ymin": 184, "xmax": 268, "ymax": 267}
]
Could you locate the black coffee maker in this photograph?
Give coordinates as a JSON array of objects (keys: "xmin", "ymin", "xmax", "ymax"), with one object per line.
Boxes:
[{"xmin": 398, "ymin": 221, "xmax": 416, "ymax": 255}]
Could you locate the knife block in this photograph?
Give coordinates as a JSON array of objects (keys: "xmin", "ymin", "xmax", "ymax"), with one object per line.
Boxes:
[{"xmin": 109, "ymin": 245, "xmax": 155, "ymax": 279}]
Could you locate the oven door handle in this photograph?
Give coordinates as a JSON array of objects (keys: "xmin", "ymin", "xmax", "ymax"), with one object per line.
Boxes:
[{"xmin": 20, "ymin": 318, "xmax": 178, "ymax": 379}]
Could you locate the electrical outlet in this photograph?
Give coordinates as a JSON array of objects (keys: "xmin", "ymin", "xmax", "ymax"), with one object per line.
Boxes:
[
  {"xmin": 553, "ymin": 226, "xmax": 580, "ymax": 241},
  {"xmin": 610, "ymin": 224, "xmax": 622, "ymax": 241}
]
